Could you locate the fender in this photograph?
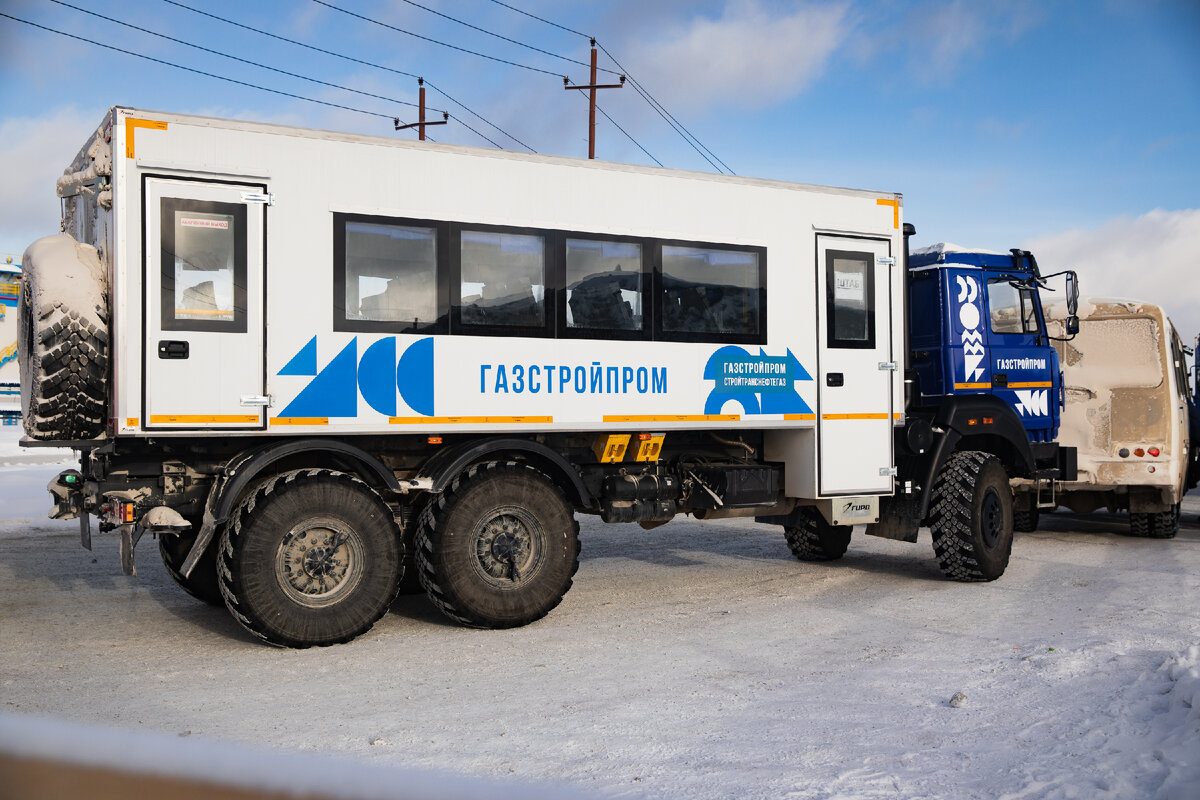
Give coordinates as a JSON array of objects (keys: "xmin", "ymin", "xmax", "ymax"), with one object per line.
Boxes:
[
  {"xmin": 180, "ymin": 438, "xmax": 400, "ymax": 577},
  {"xmin": 416, "ymin": 437, "xmax": 592, "ymax": 507},
  {"xmin": 913, "ymin": 395, "xmax": 1036, "ymax": 519}
]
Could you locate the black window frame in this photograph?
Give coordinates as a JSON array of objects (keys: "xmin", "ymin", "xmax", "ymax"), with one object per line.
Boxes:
[
  {"xmin": 985, "ymin": 274, "xmax": 1042, "ymax": 337},
  {"xmin": 160, "ymin": 197, "xmax": 247, "ymax": 333},
  {"xmin": 560, "ymin": 231, "xmax": 650, "ymax": 342},
  {"xmin": 824, "ymin": 248, "xmax": 876, "ymax": 350},
  {"xmin": 333, "ymin": 212, "xmax": 450, "ymax": 335},
  {"xmin": 653, "ymin": 239, "xmax": 768, "ymax": 346},
  {"xmin": 449, "ymin": 221, "xmax": 557, "ymax": 339}
]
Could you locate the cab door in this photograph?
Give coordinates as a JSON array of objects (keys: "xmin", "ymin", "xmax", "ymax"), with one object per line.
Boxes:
[
  {"xmin": 981, "ymin": 271, "xmax": 1057, "ymax": 440},
  {"xmin": 143, "ymin": 177, "xmax": 267, "ymax": 430},
  {"xmin": 815, "ymin": 236, "xmax": 895, "ymax": 495}
]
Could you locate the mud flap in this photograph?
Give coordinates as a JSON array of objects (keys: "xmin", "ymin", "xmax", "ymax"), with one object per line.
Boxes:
[{"xmin": 118, "ymin": 523, "xmax": 145, "ymax": 576}]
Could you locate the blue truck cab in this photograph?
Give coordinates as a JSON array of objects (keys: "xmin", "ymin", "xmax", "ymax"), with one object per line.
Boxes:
[
  {"xmin": 908, "ymin": 244, "xmax": 1063, "ymax": 443},
  {"xmin": 866, "ymin": 232, "xmax": 1080, "ymax": 542}
]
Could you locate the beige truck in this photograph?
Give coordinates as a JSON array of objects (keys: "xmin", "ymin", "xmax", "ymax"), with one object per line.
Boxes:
[{"xmin": 1036, "ymin": 298, "xmax": 1192, "ymax": 537}]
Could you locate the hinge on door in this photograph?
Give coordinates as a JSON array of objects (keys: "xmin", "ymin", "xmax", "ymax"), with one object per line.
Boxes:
[
  {"xmin": 878, "ymin": 361, "xmax": 898, "ymax": 371},
  {"xmin": 878, "ymin": 256, "xmax": 896, "ymax": 266},
  {"xmin": 879, "ymin": 466, "xmax": 898, "ymax": 476},
  {"xmin": 241, "ymin": 192, "xmax": 274, "ymax": 205},
  {"xmin": 240, "ymin": 395, "xmax": 272, "ymax": 407}
]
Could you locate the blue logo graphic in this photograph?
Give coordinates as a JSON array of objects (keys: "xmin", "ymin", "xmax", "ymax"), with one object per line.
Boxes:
[
  {"xmin": 278, "ymin": 336, "xmax": 434, "ymax": 418},
  {"xmin": 702, "ymin": 346, "xmax": 813, "ymax": 415}
]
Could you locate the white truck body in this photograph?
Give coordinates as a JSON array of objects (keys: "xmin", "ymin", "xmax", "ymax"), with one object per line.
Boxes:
[{"xmin": 61, "ymin": 107, "xmax": 906, "ymax": 500}]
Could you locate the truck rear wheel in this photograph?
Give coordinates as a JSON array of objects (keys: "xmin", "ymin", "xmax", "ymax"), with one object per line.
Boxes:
[
  {"xmin": 929, "ymin": 451, "xmax": 1014, "ymax": 581},
  {"xmin": 18, "ymin": 235, "xmax": 109, "ymax": 441},
  {"xmin": 783, "ymin": 508, "xmax": 852, "ymax": 561},
  {"xmin": 159, "ymin": 528, "xmax": 222, "ymax": 606},
  {"xmin": 217, "ymin": 469, "xmax": 403, "ymax": 648},
  {"xmin": 415, "ymin": 461, "xmax": 580, "ymax": 629},
  {"xmin": 1130, "ymin": 505, "xmax": 1180, "ymax": 539}
]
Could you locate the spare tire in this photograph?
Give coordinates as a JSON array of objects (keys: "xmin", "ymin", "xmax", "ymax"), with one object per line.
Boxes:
[{"xmin": 19, "ymin": 234, "xmax": 109, "ymax": 440}]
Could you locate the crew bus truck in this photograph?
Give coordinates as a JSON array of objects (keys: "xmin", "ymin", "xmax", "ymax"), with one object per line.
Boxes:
[{"xmin": 21, "ymin": 108, "xmax": 1075, "ymax": 647}]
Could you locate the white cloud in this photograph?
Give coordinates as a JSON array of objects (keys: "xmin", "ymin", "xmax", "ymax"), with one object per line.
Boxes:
[
  {"xmin": 0, "ymin": 105, "xmax": 107, "ymax": 257},
  {"xmin": 1025, "ymin": 208, "xmax": 1200, "ymax": 344},
  {"xmin": 625, "ymin": 0, "xmax": 851, "ymax": 114}
]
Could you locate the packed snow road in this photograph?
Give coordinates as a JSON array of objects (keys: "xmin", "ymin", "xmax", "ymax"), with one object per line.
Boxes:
[{"xmin": 1, "ymin": 444, "xmax": 1198, "ymax": 799}]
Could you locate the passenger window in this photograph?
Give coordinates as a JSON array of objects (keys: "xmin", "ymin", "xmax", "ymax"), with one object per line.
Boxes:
[
  {"xmin": 825, "ymin": 250, "xmax": 875, "ymax": 349},
  {"xmin": 161, "ymin": 198, "xmax": 246, "ymax": 332},
  {"xmin": 565, "ymin": 238, "xmax": 642, "ymax": 333},
  {"xmin": 988, "ymin": 278, "xmax": 1039, "ymax": 335},
  {"xmin": 343, "ymin": 222, "xmax": 438, "ymax": 329},
  {"xmin": 459, "ymin": 230, "xmax": 546, "ymax": 328},
  {"xmin": 660, "ymin": 245, "xmax": 761, "ymax": 339}
]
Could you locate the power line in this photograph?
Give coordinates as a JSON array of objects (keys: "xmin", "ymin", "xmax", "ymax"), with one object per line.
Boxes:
[
  {"xmin": 393, "ymin": 0, "xmax": 618, "ymax": 76},
  {"xmin": 163, "ymin": 0, "xmax": 534, "ymax": 152},
  {"xmin": 484, "ymin": 0, "xmax": 591, "ymax": 39},
  {"xmin": 596, "ymin": 41, "xmax": 734, "ymax": 175},
  {"xmin": 483, "ymin": 0, "xmax": 732, "ymax": 174},
  {"xmin": 312, "ymin": 0, "xmax": 565, "ymax": 79},
  {"xmin": 0, "ymin": 12, "xmax": 397, "ymax": 123},
  {"xmin": 49, "ymin": 0, "xmax": 438, "ymax": 117}
]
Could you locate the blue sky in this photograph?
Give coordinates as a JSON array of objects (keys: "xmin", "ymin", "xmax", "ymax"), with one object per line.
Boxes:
[{"xmin": 1, "ymin": 0, "xmax": 1198, "ymax": 334}]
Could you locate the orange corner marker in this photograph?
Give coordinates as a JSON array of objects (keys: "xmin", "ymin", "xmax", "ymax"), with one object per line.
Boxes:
[
  {"xmin": 125, "ymin": 118, "xmax": 168, "ymax": 159},
  {"xmin": 876, "ymin": 197, "xmax": 900, "ymax": 229}
]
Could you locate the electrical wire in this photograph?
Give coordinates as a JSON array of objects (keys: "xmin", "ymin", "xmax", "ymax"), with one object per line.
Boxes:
[
  {"xmin": 48, "ymin": 0, "xmax": 437, "ymax": 117},
  {"xmin": 393, "ymin": 0, "xmax": 618, "ymax": 76},
  {"xmin": 0, "ymin": 12, "xmax": 397, "ymax": 123},
  {"xmin": 163, "ymin": 0, "xmax": 535, "ymax": 152},
  {"xmin": 484, "ymin": 0, "xmax": 732, "ymax": 173},
  {"xmin": 596, "ymin": 41, "xmax": 733, "ymax": 174},
  {"xmin": 484, "ymin": 0, "xmax": 591, "ymax": 39},
  {"xmin": 312, "ymin": 0, "xmax": 565, "ymax": 79}
]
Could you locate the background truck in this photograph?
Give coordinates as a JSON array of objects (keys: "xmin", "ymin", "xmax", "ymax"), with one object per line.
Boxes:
[
  {"xmin": 1035, "ymin": 299, "xmax": 1194, "ymax": 536},
  {"xmin": 22, "ymin": 107, "xmax": 1075, "ymax": 648}
]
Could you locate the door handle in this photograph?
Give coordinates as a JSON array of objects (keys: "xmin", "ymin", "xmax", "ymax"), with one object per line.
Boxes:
[
  {"xmin": 826, "ymin": 372, "xmax": 844, "ymax": 387},
  {"xmin": 158, "ymin": 340, "xmax": 189, "ymax": 359}
]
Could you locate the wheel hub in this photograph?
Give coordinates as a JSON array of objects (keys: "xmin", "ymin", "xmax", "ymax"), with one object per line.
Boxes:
[
  {"xmin": 276, "ymin": 520, "xmax": 363, "ymax": 608},
  {"xmin": 474, "ymin": 510, "xmax": 541, "ymax": 586},
  {"xmin": 980, "ymin": 489, "xmax": 1003, "ymax": 549}
]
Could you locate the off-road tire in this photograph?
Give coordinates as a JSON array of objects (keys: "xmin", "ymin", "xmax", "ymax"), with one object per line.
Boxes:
[
  {"xmin": 928, "ymin": 451, "xmax": 1014, "ymax": 582},
  {"xmin": 415, "ymin": 461, "xmax": 580, "ymax": 629},
  {"xmin": 783, "ymin": 508, "xmax": 852, "ymax": 561},
  {"xmin": 1147, "ymin": 503, "xmax": 1176, "ymax": 542},
  {"xmin": 1013, "ymin": 506, "xmax": 1040, "ymax": 533},
  {"xmin": 217, "ymin": 469, "xmax": 403, "ymax": 648},
  {"xmin": 159, "ymin": 527, "xmax": 222, "ymax": 606},
  {"xmin": 1128, "ymin": 512, "xmax": 1153, "ymax": 538},
  {"xmin": 18, "ymin": 236, "xmax": 109, "ymax": 441}
]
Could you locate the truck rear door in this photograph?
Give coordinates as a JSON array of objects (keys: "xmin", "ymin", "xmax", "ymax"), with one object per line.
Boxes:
[
  {"xmin": 815, "ymin": 235, "xmax": 895, "ymax": 495},
  {"xmin": 142, "ymin": 176, "xmax": 267, "ymax": 430}
]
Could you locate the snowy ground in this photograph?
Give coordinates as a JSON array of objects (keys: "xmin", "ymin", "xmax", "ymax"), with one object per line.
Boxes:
[{"xmin": 1, "ymin": 424, "xmax": 1198, "ymax": 799}]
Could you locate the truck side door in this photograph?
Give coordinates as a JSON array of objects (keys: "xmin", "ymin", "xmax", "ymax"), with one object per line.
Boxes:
[
  {"xmin": 143, "ymin": 176, "xmax": 267, "ymax": 430},
  {"xmin": 982, "ymin": 271, "xmax": 1058, "ymax": 441}
]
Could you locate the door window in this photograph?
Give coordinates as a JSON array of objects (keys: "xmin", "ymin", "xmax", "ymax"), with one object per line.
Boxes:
[
  {"xmin": 825, "ymin": 250, "xmax": 875, "ymax": 349},
  {"xmin": 987, "ymin": 278, "xmax": 1040, "ymax": 335},
  {"xmin": 160, "ymin": 198, "xmax": 247, "ymax": 332}
]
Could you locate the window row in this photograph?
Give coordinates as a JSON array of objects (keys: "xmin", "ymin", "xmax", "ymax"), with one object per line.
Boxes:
[{"xmin": 333, "ymin": 213, "xmax": 767, "ymax": 344}]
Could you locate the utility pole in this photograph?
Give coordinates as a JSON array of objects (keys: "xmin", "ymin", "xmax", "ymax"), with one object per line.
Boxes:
[
  {"xmin": 395, "ymin": 78, "xmax": 448, "ymax": 141},
  {"xmin": 564, "ymin": 39, "xmax": 624, "ymax": 159}
]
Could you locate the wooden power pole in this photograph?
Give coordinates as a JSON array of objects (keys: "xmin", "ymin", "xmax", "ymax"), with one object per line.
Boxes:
[
  {"xmin": 395, "ymin": 78, "xmax": 448, "ymax": 141},
  {"xmin": 564, "ymin": 39, "xmax": 624, "ymax": 159}
]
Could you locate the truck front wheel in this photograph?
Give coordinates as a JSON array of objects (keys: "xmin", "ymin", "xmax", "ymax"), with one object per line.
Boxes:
[
  {"xmin": 415, "ymin": 461, "xmax": 580, "ymax": 629},
  {"xmin": 928, "ymin": 451, "xmax": 1014, "ymax": 581},
  {"xmin": 783, "ymin": 507, "xmax": 852, "ymax": 561},
  {"xmin": 217, "ymin": 469, "xmax": 403, "ymax": 647}
]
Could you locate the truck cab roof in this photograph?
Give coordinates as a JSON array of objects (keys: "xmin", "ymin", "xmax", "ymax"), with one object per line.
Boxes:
[{"xmin": 909, "ymin": 242, "xmax": 1038, "ymax": 274}]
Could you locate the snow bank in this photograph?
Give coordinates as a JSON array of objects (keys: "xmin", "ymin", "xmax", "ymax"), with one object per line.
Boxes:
[{"xmin": 0, "ymin": 712, "xmax": 594, "ymax": 800}]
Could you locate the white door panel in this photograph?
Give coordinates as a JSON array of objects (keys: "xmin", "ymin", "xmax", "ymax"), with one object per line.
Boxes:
[
  {"xmin": 144, "ymin": 178, "xmax": 266, "ymax": 429},
  {"xmin": 816, "ymin": 236, "xmax": 894, "ymax": 495}
]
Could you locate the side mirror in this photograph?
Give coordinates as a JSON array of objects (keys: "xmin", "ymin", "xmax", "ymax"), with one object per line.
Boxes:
[
  {"xmin": 1065, "ymin": 271, "xmax": 1079, "ymax": 317},
  {"xmin": 1066, "ymin": 315, "xmax": 1080, "ymax": 336}
]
